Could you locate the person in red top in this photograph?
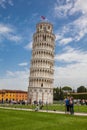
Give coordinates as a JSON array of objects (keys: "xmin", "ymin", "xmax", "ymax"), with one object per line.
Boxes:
[{"xmin": 69, "ymin": 97, "xmax": 74, "ymax": 115}]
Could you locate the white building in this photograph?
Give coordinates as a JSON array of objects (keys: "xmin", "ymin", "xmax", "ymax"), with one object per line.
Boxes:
[{"xmin": 28, "ymin": 21, "xmax": 55, "ymax": 104}]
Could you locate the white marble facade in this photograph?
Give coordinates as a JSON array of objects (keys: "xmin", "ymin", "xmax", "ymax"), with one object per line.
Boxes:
[{"xmin": 28, "ymin": 22, "xmax": 55, "ymax": 104}]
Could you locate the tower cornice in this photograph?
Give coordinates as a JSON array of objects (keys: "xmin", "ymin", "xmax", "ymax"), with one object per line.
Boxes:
[{"xmin": 36, "ymin": 22, "xmax": 53, "ymax": 28}]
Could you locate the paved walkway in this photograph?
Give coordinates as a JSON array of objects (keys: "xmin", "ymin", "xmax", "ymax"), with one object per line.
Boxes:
[{"xmin": 0, "ymin": 106, "xmax": 87, "ymax": 116}]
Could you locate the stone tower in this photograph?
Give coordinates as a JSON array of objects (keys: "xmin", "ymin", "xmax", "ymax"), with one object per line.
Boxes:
[{"xmin": 28, "ymin": 21, "xmax": 55, "ymax": 104}]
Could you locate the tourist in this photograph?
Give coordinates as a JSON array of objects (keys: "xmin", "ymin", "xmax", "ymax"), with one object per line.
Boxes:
[
  {"xmin": 69, "ymin": 97, "xmax": 74, "ymax": 115},
  {"xmin": 64, "ymin": 96, "xmax": 70, "ymax": 114},
  {"xmin": 35, "ymin": 104, "xmax": 39, "ymax": 111}
]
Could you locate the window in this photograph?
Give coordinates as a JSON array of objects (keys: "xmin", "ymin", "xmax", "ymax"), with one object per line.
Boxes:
[
  {"xmin": 43, "ymin": 35, "xmax": 46, "ymax": 41},
  {"xmin": 41, "ymin": 83, "xmax": 43, "ymax": 87},
  {"xmin": 48, "ymin": 26, "xmax": 50, "ymax": 29},
  {"xmin": 40, "ymin": 25, "xmax": 42, "ymax": 29}
]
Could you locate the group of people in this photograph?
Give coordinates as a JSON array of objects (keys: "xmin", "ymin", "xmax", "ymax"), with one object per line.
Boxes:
[{"xmin": 65, "ymin": 96, "xmax": 74, "ymax": 115}]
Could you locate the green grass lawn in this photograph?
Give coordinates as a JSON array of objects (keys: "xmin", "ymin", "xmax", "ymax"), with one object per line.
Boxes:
[
  {"xmin": 0, "ymin": 104, "xmax": 87, "ymax": 113},
  {"xmin": 0, "ymin": 108, "xmax": 87, "ymax": 130}
]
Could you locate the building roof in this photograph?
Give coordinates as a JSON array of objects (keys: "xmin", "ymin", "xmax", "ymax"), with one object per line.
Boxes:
[{"xmin": 0, "ymin": 89, "xmax": 27, "ymax": 93}]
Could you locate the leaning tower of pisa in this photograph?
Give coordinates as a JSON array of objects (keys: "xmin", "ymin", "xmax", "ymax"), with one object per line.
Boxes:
[{"xmin": 28, "ymin": 21, "xmax": 55, "ymax": 104}]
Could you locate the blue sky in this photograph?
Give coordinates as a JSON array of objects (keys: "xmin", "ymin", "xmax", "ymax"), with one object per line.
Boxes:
[{"xmin": 0, "ymin": 0, "xmax": 87, "ymax": 91}]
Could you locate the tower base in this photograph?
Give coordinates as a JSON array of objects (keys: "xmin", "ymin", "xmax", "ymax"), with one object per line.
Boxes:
[{"xmin": 28, "ymin": 87, "xmax": 53, "ymax": 104}]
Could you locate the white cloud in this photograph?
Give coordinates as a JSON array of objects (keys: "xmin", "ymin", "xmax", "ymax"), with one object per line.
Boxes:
[
  {"xmin": 0, "ymin": 69, "xmax": 29, "ymax": 91},
  {"xmin": 54, "ymin": 64, "xmax": 87, "ymax": 88},
  {"xmin": 0, "ymin": 24, "xmax": 13, "ymax": 34},
  {"xmin": 72, "ymin": 15, "xmax": 87, "ymax": 41},
  {"xmin": 24, "ymin": 41, "xmax": 32, "ymax": 50},
  {"xmin": 8, "ymin": 35, "xmax": 22, "ymax": 42},
  {"xmin": 70, "ymin": 0, "xmax": 87, "ymax": 15},
  {"xmin": 54, "ymin": 46, "xmax": 87, "ymax": 88},
  {"xmin": 55, "ymin": 15, "xmax": 87, "ymax": 45},
  {"xmin": 6, "ymin": 69, "xmax": 29, "ymax": 79},
  {"xmin": 6, "ymin": 71, "xmax": 15, "ymax": 77},
  {"xmin": 55, "ymin": 46, "xmax": 87, "ymax": 63},
  {"xmin": 18, "ymin": 62, "xmax": 28, "ymax": 67},
  {"xmin": 54, "ymin": 0, "xmax": 87, "ymax": 17},
  {"xmin": 54, "ymin": 0, "xmax": 87, "ymax": 88},
  {"xmin": 55, "ymin": 33, "xmax": 62, "ymax": 41},
  {"xmin": 54, "ymin": 0, "xmax": 73, "ymax": 17},
  {"xmin": 0, "ymin": 23, "xmax": 22, "ymax": 42},
  {"xmin": 54, "ymin": 0, "xmax": 87, "ymax": 43},
  {"xmin": 8, "ymin": 0, "xmax": 13, "ymax": 6},
  {"xmin": 0, "ymin": 0, "xmax": 13, "ymax": 8},
  {"xmin": 59, "ymin": 37, "xmax": 73, "ymax": 45}
]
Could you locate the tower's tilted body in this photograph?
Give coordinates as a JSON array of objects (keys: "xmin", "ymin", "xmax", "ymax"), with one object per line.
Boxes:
[{"xmin": 28, "ymin": 21, "xmax": 55, "ymax": 104}]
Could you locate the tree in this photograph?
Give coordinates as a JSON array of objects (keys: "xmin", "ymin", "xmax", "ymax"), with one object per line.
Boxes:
[
  {"xmin": 53, "ymin": 87, "xmax": 59, "ymax": 100},
  {"xmin": 77, "ymin": 86, "xmax": 87, "ymax": 93},
  {"xmin": 59, "ymin": 87, "xmax": 64, "ymax": 100},
  {"xmin": 62, "ymin": 86, "xmax": 72, "ymax": 92},
  {"xmin": 53, "ymin": 87, "xmax": 64, "ymax": 100}
]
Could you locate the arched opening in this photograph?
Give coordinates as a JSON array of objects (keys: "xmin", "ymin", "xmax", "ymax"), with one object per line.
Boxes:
[{"xmin": 41, "ymin": 83, "xmax": 43, "ymax": 87}]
